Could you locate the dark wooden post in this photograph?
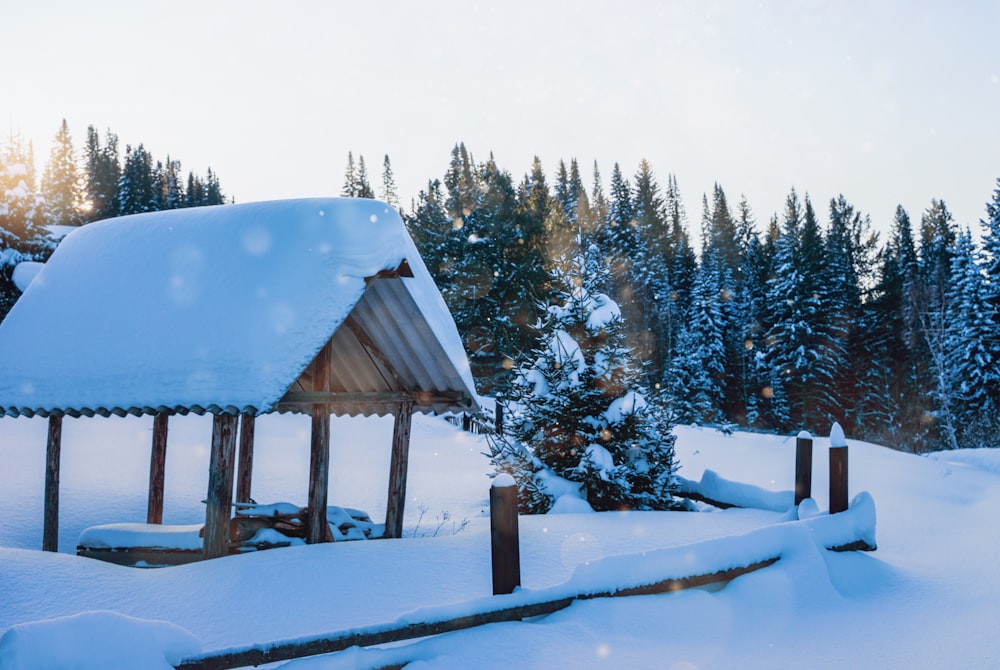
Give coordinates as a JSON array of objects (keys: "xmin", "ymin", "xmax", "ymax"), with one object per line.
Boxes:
[
  {"xmin": 236, "ymin": 412, "xmax": 256, "ymax": 504},
  {"xmin": 203, "ymin": 412, "xmax": 238, "ymax": 559},
  {"xmin": 147, "ymin": 412, "xmax": 169, "ymax": 524},
  {"xmin": 42, "ymin": 414, "xmax": 63, "ymax": 552},
  {"xmin": 307, "ymin": 341, "xmax": 333, "ymax": 545},
  {"xmin": 384, "ymin": 398, "xmax": 414, "ymax": 539},
  {"xmin": 495, "ymin": 402, "xmax": 504, "ymax": 436},
  {"xmin": 794, "ymin": 430, "xmax": 813, "ymax": 506},
  {"xmin": 307, "ymin": 407, "xmax": 331, "ymax": 544},
  {"xmin": 829, "ymin": 422, "xmax": 849, "ymax": 514},
  {"xmin": 490, "ymin": 475, "xmax": 521, "ymax": 595}
]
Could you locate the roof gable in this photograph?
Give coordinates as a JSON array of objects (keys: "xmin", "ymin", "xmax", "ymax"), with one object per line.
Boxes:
[{"xmin": 0, "ymin": 198, "xmax": 477, "ymax": 417}]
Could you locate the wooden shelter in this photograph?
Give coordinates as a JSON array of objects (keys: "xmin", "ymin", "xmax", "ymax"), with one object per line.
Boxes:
[{"xmin": 0, "ymin": 198, "xmax": 479, "ymax": 559}]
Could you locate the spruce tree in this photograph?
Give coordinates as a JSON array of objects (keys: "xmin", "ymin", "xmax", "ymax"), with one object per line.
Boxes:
[
  {"xmin": 41, "ymin": 119, "xmax": 81, "ymax": 226},
  {"xmin": 380, "ymin": 154, "xmax": 398, "ymax": 207},
  {"xmin": 943, "ymin": 229, "xmax": 998, "ymax": 446},
  {"xmin": 489, "ymin": 243, "xmax": 679, "ymax": 512},
  {"xmin": 82, "ymin": 126, "xmax": 120, "ymax": 222},
  {"xmin": 1, "ymin": 137, "xmax": 55, "ymax": 322}
]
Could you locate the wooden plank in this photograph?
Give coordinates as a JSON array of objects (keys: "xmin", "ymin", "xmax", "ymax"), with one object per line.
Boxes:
[
  {"xmin": 203, "ymin": 413, "xmax": 238, "ymax": 560},
  {"xmin": 235, "ymin": 413, "xmax": 255, "ymax": 504},
  {"xmin": 175, "ymin": 557, "xmax": 779, "ymax": 670},
  {"xmin": 307, "ymin": 341, "xmax": 332, "ymax": 544},
  {"xmin": 147, "ymin": 412, "xmax": 169, "ymax": 524},
  {"xmin": 42, "ymin": 414, "xmax": 63, "ymax": 552},
  {"xmin": 384, "ymin": 399, "xmax": 414, "ymax": 540}
]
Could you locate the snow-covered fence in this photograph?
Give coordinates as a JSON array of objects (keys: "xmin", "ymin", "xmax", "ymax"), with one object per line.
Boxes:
[{"xmin": 173, "ymin": 491, "xmax": 875, "ymax": 670}]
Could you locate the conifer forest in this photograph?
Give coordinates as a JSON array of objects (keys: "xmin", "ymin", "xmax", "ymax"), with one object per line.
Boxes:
[{"xmin": 4, "ymin": 124, "xmax": 1000, "ymax": 454}]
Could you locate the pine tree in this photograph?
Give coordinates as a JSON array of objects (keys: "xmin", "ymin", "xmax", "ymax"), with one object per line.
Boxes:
[
  {"xmin": 667, "ymin": 254, "xmax": 727, "ymax": 426},
  {"xmin": 380, "ymin": 154, "xmax": 398, "ymax": 207},
  {"xmin": 117, "ymin": 144, "xmax": 157, "ymax": 215},
  {"xmin": 763, "ymin": 190, "xmax": 845, "ymax": 430},
  {"xmin": 825, "ymin": 195, "xmax": 878, "ymax": 433},
  {"xmin": 82, "ymin": 126, "xmax": 120, "ymax": 222},
  {"xmin": 858, "ymin": 205, "xmax": 923, "ymax": 450},
  {"xmin": 488, "ymin": 243, "xmax": 679, "ymax": 512},
  {"xmin": 1, "ymin": 136, "xmax": 54, "ymax": 321},
  {"xmin": 977, "ymin": 179, "xmax": 1000, "ymax": 407},
  {"xmin": 41, "ymin": 119, "xmax": 81, "ymax": 226},
  {"xmin": 942, "ymin": 229, "xmax": 998, "ymax": 447}
]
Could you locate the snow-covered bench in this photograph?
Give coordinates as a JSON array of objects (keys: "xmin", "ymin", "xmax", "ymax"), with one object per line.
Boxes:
[{"xmin": 77, "ymin": 503, "xmax": 384, "ymax": 567}]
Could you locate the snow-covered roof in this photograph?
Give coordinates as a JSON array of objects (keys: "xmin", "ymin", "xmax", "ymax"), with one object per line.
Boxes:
[{"xmin": 0, "ymin": 198, "xmax": 478, "ymax": 418}]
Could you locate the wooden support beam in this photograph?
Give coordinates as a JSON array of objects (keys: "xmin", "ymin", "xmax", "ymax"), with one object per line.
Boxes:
[
  {"xmin": 384, "ymin": 399, "xmax": 414, "ymax": 540},
  {"xmin": 307, "ymin": 341, "xmax": 333, "ymax": 544},
  {"xmin": 147, "ymin": 412, "xmax": 169, "ymax": 524},
  {"xmin": 42, "ymin": 414, "xmax": 63, "ymax": 552},
  {"xmin": 235, "ymin": 413, "xmax": 256, "ymax": 504},
  {"xmin": 307, "ymin": 408, "xmax": 331, "ymax": 544},
  {"xmin": 203, "ymin": 413, "xmax": 238, "ymax": 560}
]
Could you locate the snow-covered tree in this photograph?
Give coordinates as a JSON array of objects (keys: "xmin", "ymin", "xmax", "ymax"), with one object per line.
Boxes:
[
  {"xmin": 1, "ymin": 137, "xmax": 55, "ymax": 321},
  {"xmin": 41, "ymin": 119, "xmax": 82, "ymax": 226},
  {"xmin": 489, "ymin": 244, "xmax": 680, "ymax": 513}
]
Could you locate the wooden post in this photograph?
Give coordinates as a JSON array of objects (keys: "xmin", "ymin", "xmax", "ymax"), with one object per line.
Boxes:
[
  {"xmin": 42, "ymin": 414, "xmax": 63, "ymax": 552},
  {"xmin": 495, "ymin": 402, "xmax": 504, "ymax": 436},
  {"xmin": 306, "ymin": 407, "xmax": 331, "ymax": 544},
  {"xmin": 147, "ymin": 412, "xmax": 169, "ymax": 524},
  {"xmin": 203, "ymin": 412, "xmax": 238, "ymax": 559},
  {"xmin": 829, "ymin": 422, "xmax": 849, "ymax": 514},
  {"xmin": 384, "ymin": 398, "xmax": 414, "ymax": 539},
  {"xmin": 490, "ymin": 475, "xmax": 521, "ymax": 595},
  {"xmin": 794, "ymin": 430, "xmax": 813, "ymax": 506},
  {"xmin": 236, "ymin": 412, "xmax": 256, "ymax": 504},
  {"xmin": 307, "ymin": 341, "xmax": 332, "ymax": 544}
]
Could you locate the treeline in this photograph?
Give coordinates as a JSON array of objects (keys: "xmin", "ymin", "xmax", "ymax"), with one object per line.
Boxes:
[
  {"xmin": 0, "ymin": 119, "xmax": 227, "ymax": 319},
  {"xmin": 382, "ymin": 143, "xmax": 1000, "ymax": 453}
]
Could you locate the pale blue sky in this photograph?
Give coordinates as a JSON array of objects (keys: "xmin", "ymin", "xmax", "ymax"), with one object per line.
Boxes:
[{"xmin": 7, "ymin": 0, "xmax": 999, "ymax": 237}]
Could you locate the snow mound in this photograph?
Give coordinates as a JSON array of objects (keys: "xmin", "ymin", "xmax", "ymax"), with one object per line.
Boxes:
[
  {"xmin": 0, "ymin": 610, "xmax": 200, "ymax": 670},
  {"xmin": 928, "ymin": 448, "xmax": 1000, "ymax": 476}
]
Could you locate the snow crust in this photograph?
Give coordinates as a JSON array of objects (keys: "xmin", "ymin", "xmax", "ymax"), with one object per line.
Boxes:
[{"xmin": 0, "ymin": 198, "xmax": 476, "ymax": 416}]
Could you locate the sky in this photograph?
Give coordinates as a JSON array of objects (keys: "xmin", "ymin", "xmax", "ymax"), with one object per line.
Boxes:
[{"xmin": 6, "ymin": 0, "xmax": 999, "ymax": 238}]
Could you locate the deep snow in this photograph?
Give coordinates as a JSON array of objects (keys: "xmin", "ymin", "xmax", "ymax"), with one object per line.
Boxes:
[{"xmin": 1, "ymin": 414, "xmax": 1000, "ymax": 668}]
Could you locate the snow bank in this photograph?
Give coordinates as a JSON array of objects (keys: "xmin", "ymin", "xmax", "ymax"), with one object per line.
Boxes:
[
  {"xmin": 928, "ymin": 448, "xmax": 1000, "ymax": 476},
  {"xmin": 0, "ymin": 610, "xmax": 200, "ymax": 670}
]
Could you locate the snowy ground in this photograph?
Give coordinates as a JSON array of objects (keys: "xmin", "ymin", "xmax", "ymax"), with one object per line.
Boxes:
[{"xmin": 1, "ymin": 414, "xmax": 999, "ymax": 668}]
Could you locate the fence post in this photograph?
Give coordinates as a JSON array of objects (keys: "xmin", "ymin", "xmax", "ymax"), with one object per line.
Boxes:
[
  {"xmin": 829, "ymin": 422, "xmax": 849, "ymax": 514},
  {"xmin": 495, "ymin": 402, "xmax": 504, "ymax": 436},
  {"xmin": 490, "ymin": 475, "xmax": 521, "ymax": 595},
  {"xmin": 794, "ymin": 430, "xmax": 813, "ymax": 506}
]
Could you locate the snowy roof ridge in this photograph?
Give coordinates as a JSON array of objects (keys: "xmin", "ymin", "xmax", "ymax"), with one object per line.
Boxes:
[{"xmin": 0, "ymin": 198, "xmax": 477, "ymax": 418}]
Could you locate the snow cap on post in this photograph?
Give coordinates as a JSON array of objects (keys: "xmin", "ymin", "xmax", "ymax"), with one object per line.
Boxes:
[
  {"xmin": 492, "ymin": 473, "xmax": 517, "ymax": 489},
  {"xmin": 830, "ymin": 422, "xmax": 847, "ymax": 448},
  {"xmin": 797, "ymin": 430, "xmax": 812, "ymax": 441}
]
